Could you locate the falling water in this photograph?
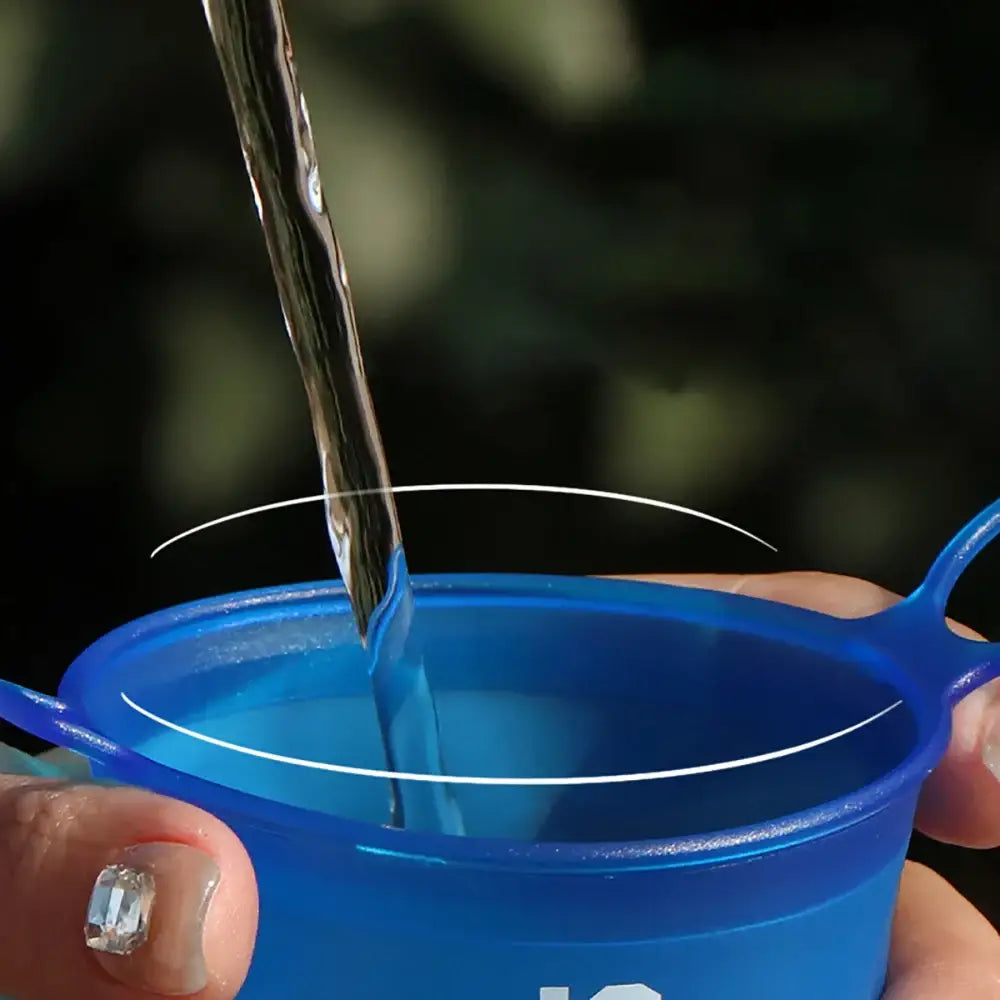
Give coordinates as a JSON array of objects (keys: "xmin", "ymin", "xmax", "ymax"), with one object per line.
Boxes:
[{"xmin": 201, "ymin": 0, "xmax": 463, "ymax": 834}]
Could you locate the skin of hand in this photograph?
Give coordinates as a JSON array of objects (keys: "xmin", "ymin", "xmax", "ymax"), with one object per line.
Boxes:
[
  {"xmin": 0, "ymin": 571, "xmax": 996, "ymax": 999},
  {"xmin": 615, "ymin": 572, "xmax": 1000, "ymax": 1000},
  {"xmin": 0, "ymin": 747, "xmax": 259, "ymax": 1000}
]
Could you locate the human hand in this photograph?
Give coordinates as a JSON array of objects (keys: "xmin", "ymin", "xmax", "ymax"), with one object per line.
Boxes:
[
  {"xmin": 619, "ymin": 571, "xmax": 1000, "ymax": 999},
  {"xmin": 0, "ymin": 745, "xmax": 258, "ymax": 1000}
]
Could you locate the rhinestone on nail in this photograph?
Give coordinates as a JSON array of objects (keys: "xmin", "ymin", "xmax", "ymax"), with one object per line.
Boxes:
[{"xmin": 85, "ymin": 864, "xmax": 156, "ymax": 955}]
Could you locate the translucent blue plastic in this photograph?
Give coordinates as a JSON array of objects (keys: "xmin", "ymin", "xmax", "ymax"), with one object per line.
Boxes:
[{"xmin": 1, "ymin": 500, "xmax": 997, "ymax": 999}]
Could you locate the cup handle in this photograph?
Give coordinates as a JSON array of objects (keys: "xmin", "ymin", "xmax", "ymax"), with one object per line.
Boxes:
[
  {"xmin": 0, "ymin": 679, "xmax": 125, "ymax": 767},
  {"xmin": 867, "ymin": 498, "xmax": 1000, "ymax": 704}
]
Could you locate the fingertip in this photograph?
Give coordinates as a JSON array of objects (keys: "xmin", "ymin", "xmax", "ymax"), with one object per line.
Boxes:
[
  {"xmin": 109, "ymin": 789, "xmax": 260, "ymax": 997},
  {"xmin": 916, "ymin": 680, "xmax": 1000, "ymax": 849},
  {"xmin": 609, "ymin": 570, "xmax": 902, "ymax": 618},
  {"xmin": 198, "ymin": 810, "xmax": 259, "ymax": 998},
  {"xmin": 0, "ymin": 779, "xmax": 258, "ymax": 1000},
  {"xmin": 733, "ymin": 571, "xmax": 900, "ymax": 618}
]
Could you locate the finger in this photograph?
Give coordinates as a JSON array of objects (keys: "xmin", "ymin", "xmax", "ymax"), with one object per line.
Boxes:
[
  {"xmin": 917, "ymin": 678, "xmax": 1000, "ymax": 848},
  {"xmin": 0, "ymin": 761, "xmax": 258, "ymax": 1000},
  {"xmin": 613, "ymin": 572, "xmax": 1000, "ymax": 848},
  {"xmin": 883, "ymin": 861, "xmax": 1000, "ymax": 999}
]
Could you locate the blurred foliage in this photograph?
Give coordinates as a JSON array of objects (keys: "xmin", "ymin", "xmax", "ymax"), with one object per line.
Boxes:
[
  {"xmin": 4, "ymin": 0, "xmax": 998, "ymax": 615},
  {"xmin": 2, "ymin": 0, "xmax": 998, "ymax": 924}
]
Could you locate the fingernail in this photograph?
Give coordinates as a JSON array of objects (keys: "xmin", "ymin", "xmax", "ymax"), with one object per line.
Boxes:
[
  {"xmin": 984, "ymin": 701, "xmax": 1000, "ymax": 783},
  {"xmin": 85, "ymin": 843, "xmax": 221, "ymax": 996},
  {"xmin": 0, "ymin": 743, "xmax": 93, "ymax": 780},
  {"xmin": 36, "ymin": 746, "xmax": 94, "ymax": 780},
  {"xmin": 0, "ymin": 743, "xmax": 41, "ymax": 775}
]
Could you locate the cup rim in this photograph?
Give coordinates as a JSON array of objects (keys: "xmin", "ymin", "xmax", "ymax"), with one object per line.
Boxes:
[{"xmin": 59, "ymin": 574, "xmax": 951, "ymax": 871}]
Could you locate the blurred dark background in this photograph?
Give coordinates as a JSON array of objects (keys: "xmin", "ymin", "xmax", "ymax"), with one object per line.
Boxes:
[{"xmin": 2, "ymin": 0, "xmax": 997, "ymax": 923}]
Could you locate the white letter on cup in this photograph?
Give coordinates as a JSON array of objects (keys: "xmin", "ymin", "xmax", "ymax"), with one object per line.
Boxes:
[
  {"xmin": 540, "ymin": 987, "xmax": 660, "ymax": 999},
  {"xmin": 592, "ymin": 989, "xmax": 661, "ymax": 1000}
]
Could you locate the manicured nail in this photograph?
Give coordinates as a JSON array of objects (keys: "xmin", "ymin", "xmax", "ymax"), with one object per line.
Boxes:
[
  {"xmin": 984, "ymin": 701, "xmax": 1000, "ymax": 783},
  {"xmin": 0, "ymin": 743, "xmax": 42, "ymax": 776},
  {"xmin": 35, "ymin": 746, "xmax": 94, "ymax": 780},
  {"xmin": 85, "ymin": 843, "xmax": 221, "ymax": 996},
  {"xmin": 0, "ymin": 743, "xmax": 93, "ymax": 780}
]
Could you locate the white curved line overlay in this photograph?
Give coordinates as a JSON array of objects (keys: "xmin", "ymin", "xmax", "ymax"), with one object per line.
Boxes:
[
  {"xmin": 121, "ymin": 692, "xmax": 902, "ymax": 786},
  {"xmin": 150, "ymin": 483, "xmax": 777, "ymax": 559}
]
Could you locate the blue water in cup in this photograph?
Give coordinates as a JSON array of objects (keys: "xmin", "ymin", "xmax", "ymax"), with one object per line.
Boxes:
[{"xmin": 1, "ymin": 500, "xmax": 997, "ymax": 999}]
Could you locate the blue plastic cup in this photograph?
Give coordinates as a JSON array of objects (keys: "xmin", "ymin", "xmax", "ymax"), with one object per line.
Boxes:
[{"xmin": 1, "ymin": 501, "xmax": 998, "ymax": 999}]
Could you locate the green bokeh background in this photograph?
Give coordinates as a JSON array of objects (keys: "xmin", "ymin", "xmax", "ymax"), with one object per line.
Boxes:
[{"xmin": 3, "ymin": 0, "xmax": 997, "ymax": 925}]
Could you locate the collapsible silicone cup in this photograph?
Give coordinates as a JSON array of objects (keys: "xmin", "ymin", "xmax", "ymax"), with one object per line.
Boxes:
[{"xmin": 1, "ymin": 500, "xmax": 997, "ymax": 1000}]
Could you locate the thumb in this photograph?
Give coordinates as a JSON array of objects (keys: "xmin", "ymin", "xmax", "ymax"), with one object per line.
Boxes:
[{"xmin": 0, "ymin": 745, "xmax": 258, "ymax": 1000}]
